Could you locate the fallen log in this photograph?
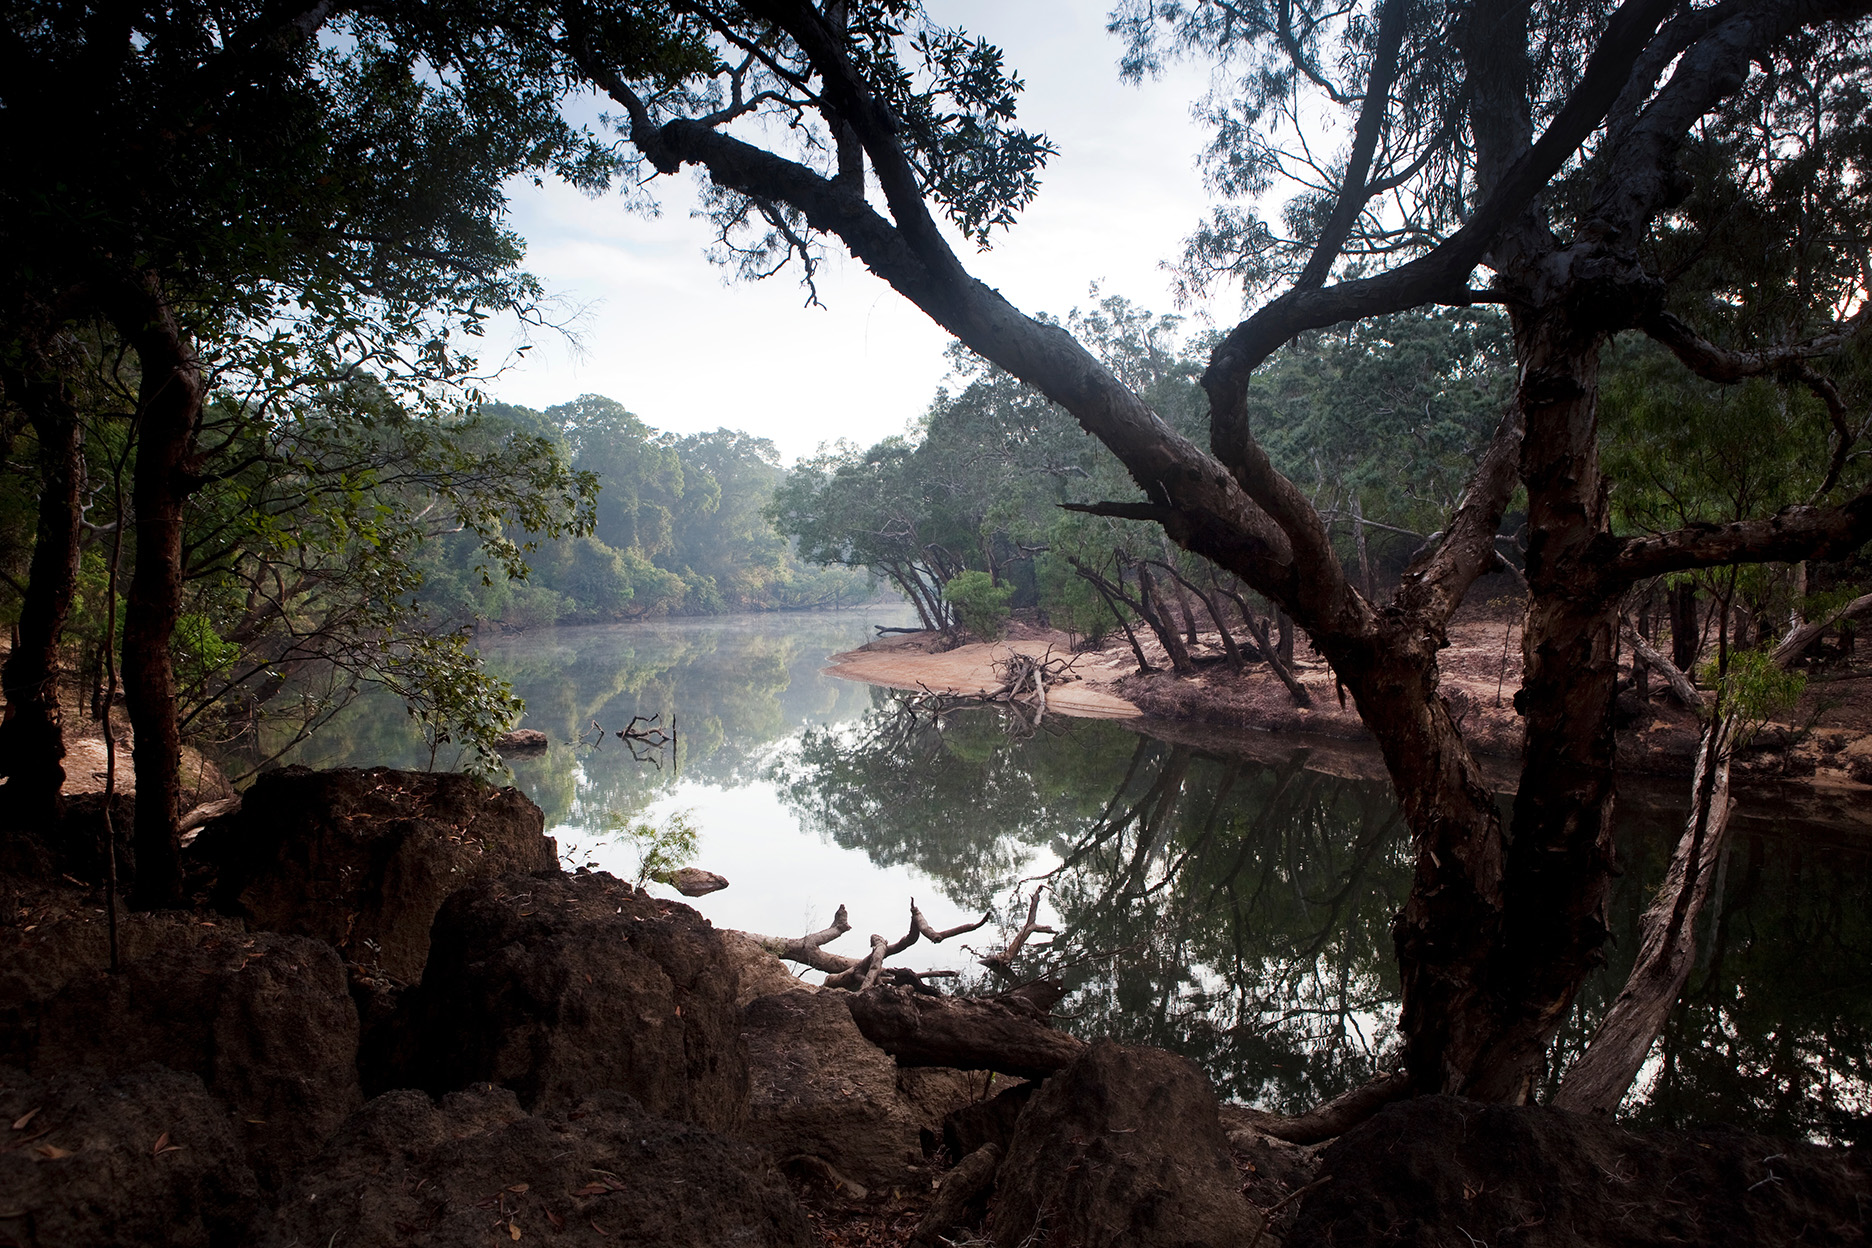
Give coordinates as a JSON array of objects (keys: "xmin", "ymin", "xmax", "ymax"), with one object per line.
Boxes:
[
  {"xmin": 1219, "ymin": 1071, "xmax": 1412, "ymax": 1145},
  {"xmin": 843, "ymin": 984, "xmax": 1086, "ymax": 1080}
]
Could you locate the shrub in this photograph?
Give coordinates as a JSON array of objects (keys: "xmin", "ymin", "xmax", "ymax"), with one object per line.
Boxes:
[{"xmin": 943, "ymin": 570, "xmax": 1015, "ymax": 640}]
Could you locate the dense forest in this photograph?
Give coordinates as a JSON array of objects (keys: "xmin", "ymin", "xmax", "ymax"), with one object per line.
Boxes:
[
  {"xmin": 0, "ymin": 383, "xmax": 868, "ymax": 786},
  {"xmin": 453, "ymin": 397, "xmax": 870, "ymax": 628}
]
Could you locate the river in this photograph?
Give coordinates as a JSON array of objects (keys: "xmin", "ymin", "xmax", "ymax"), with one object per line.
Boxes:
[{"xmin": 278, "ymin": 607, "xmax": 1872, "ymax": 1143}]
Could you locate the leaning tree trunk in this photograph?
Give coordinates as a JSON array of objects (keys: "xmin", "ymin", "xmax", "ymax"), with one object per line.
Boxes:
[
  {"xmin": 1557, "ymin": 593, "xmax": 1872, "ymax": 1112},
  {"xmin": 1133, "ymin": 560, "xmax": 1195, "ymax": 674},
  {"xmin": 0, "ymin": 372, "xmax": 85, "ymax": 833},
  {"xmin": 117, "ymin": 285, "xmax": 204, "ymax": 909},
  {"xmin": 1554, "ymin": 711, "xmax": 1735, "ymax": 1112}
]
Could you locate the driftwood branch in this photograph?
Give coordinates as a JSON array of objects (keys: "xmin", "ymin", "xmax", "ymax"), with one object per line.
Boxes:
[
  {"xmin": 1624, "ymin": 623, "xmax": 1705, "ymax": 709},
  {"xmin": 754, "ymin": 900, "xmax": 991, "ymax": 990},
  {"xmin": 979, "ymin": 887, "xmax": 1056, "ymax": 983},
  {"xmin": 1769, "ymin": 592, "xmax": 1872, "ymax": 667}
]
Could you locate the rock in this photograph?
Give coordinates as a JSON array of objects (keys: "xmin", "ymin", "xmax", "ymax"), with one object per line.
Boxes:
[
  {"xmin": 33, "ymin": 929, "xmax": 363, "ymax": 1190},
  {"xmin": 911, "ymin": 1143, "xmax": 1002, "ymax": 1248},
  {"xmin": 1289, "ymin": 1095, "xmax": 1872, "ymax": 1247},
  {"xmin": 897, "ymin": 1066, "xmax": 1001, "ymax": 1156},
  {"xmin": 373, "ymin": 871, "xmax": 748, "ymax": 1130},
  {"xmin": 494, "ymin": 727, "xmax": 549, "ymax": 753},
  {"xmin": 194, "ymin": 766, "xmax": 557, "ymax": 982},
  {"xmin": 722, "ymin": 930, "xmax": 816, "ymax": 1006},
  {"xmin": 0, "ymin": 1063, "xmax": 261, "ymax": 1248},
  {"xmin": 943, "ymin": 1081, "xmax": 1034, "ymax": 1160},
  {"xmin": 257, "ymin": 1084, "xmax": 813, "ymax": 1248},
  {"xmin": 667, "ymin": 866, "xmax": 729, "ymax": 896},
  {"xmin": 988, "ymin": 1041, "xmax": 1263, "ymax": 1248},
  {"xmin": 742, "ymin": 989, "xmax": 926, "ymax": 1192}
]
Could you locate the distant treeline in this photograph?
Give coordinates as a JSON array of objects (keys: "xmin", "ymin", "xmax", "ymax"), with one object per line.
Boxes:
[
  {"xmin": 434, "ymin": 396, "xmax": 872, "ymax": 628},
  {"xmin": 771, "ymin": 295, "xmax": 1866, "ymax": 680},
  {"xmin": 770, "ymin": 297, "xmax": 1516, "ymax": 657}
]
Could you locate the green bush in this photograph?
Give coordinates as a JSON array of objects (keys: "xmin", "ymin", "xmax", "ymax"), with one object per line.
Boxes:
[
  {"xmin": 943, "ymin": 570, "xmax": 1015, "ymax": 640},
  {"xmin": 607, "ymin": 807, "xmax": 701, "ymax": 888}
]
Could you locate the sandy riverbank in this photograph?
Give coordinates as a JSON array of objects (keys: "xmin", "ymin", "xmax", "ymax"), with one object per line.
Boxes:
[{"xmin": 823, "ymin": 602, "xmax": 1872, "ymax": 795}]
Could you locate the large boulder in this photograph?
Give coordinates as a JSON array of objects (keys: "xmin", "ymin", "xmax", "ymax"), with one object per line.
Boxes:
[
  {"xmin": 33, "ymin": 928, "xmax": 362, "ymax": 1190},
  {"xmin": 742, "ymin": 988, "xmax": 928, "ymax": 1194},
  {"xmin": 372, "ymin": 871, "xmax": 748, "ymax": 1130},
  {"xmin": 0, "ymin": 1063, "xmax": 261, "ymax": 1248},
  {"xmin": 194, "ymin": 766, "xmax": 557, "ymax": 982},
  {"xmin": 257, "ymin": 1084, "xmax": 813, "ymax": 1248},
  {"xmin": 989, "ymin": 1041, "xmax": 1263, "ymax": 1248},
  {"xmin": 1288, "ymin": 1095, "xmax": 1872, "ymax": 1247}
]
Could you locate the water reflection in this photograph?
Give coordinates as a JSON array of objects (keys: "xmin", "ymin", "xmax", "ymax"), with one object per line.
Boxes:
[{"xmin": 270, "ymin": 612, "xmax": 1872, "ymax": 1142}]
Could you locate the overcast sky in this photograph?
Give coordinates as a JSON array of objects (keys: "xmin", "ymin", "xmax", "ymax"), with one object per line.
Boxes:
[{"xmin": 484, "ymin": 2, "xmax": 1230, "ymax": 463}]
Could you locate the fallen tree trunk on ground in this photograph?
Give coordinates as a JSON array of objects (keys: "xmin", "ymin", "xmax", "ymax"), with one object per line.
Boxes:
[
  {"xmin": 843, "ymin": 984, "xmax": 1085, "ymax": 1079},
  {"xmin": 1219, "ymin": 1071, "xmax": 1412, "ymax": 1145}
]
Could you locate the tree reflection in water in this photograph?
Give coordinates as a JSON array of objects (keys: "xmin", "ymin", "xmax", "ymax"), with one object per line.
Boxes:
[
  {"xmin": 773, "ymin": 699, "xmax": 1872, "ymax": 1141},
  {"xmin": 271, "ymin": 616, "xmax": 1871, "ymax": 1142},
  {"xmin": 773, "ymin": 701, "xmax": 1413, "ymax": 1114}
]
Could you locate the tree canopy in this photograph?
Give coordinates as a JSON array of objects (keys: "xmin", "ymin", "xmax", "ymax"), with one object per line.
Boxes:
[{"xmin": 547, "ymin": 0, "xmax": 1872, "ymax": 1101}]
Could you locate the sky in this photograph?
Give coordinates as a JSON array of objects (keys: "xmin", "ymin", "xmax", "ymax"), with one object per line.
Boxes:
[{"xmin": 483, "ymin": 2, "xmax": 1231, "ymax": 463}]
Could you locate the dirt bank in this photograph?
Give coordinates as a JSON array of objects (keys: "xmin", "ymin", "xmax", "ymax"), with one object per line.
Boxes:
[{"xmin": 824, "ymin": 602, "xmax": 1872, "ymax": 792}]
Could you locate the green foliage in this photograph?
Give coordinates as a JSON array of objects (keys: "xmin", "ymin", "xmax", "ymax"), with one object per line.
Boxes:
[
  {"xmin": 1703, "ymin": 650, "xmax": 1807, "ymax": 740},
  {"xmin": 608, "ymin": 808, "xmax": 702, "ymax": 888},
  {"xmin": 469, "ymin": 398, "xmax": 869, "ymax": 624},
  {"xmin": 943, "ymin": 571, "xmax": 1015, "ymax": 640},
  {"xmin": 776, "ymin": 296, "xmax": 1516, "ymax": 619}
]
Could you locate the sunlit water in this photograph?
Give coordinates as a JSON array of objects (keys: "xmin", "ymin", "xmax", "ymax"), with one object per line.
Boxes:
[{"xmin": 273, "ymin": 608, "xmax": 1872, "ymax": 1142}]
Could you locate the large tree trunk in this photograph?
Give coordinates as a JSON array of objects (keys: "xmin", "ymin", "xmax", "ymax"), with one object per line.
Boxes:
[
  {"xmin": 116, "ymin": 285, "xmax": 204, "ymax": 909},
  {"xmin": 0, "ymin": 371, "xmax": 85, "ymax": 833},
  {"xmin": 1324, "ymin": 624, "xmax": 1508, "ymax": 1096},
  {"xmin": 1467, "ymin": 311, "xmax": 1622, "ymax": 1102}
]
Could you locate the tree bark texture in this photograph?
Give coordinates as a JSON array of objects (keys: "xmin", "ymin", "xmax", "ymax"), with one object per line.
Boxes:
[
  {"xmin": 1554, "ymin": 715, "xmax": 1735, "ymax": 1113},
  {"xmin": 1671, "ymin": 581, "xmax": 1700, "ymax": 674},
  {"xmin": 1466, "ymin": 309, "xmax": 1624, "ymax": 1101},
  {"xmin": 116, "ymin": 284, "xmax": 204, "ymax": 908},
  {"xmin": 842, "ymin": 985, "xmax": 1086, "ymax": 1080},
  {"xmin": 0, "ymin": 373, "xmax": 84, "ymax": 831}
]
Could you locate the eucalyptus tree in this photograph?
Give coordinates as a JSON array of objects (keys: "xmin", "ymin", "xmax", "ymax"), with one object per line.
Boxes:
[{"xmin": 556, "ymin": 0, "xmax": 1872, "ymax": 1102}]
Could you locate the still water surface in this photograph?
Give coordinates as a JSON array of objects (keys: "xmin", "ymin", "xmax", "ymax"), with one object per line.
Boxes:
[{"xmin": 282, "ymin": 608, "xmax": 1872, "ymax": 1142}]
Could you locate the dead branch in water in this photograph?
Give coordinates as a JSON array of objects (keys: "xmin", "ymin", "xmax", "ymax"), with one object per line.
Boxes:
[
  {"xmin": 749, "ymin": 893, "xmax": 1083, "ymax": 1075},
  {"xmin": 978, "ymin": 886, "xmax": 1057, "ymax": 984},
  {"xmin": 752, "ymin": 899, "xmax": 991, "ymax": 993}
]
